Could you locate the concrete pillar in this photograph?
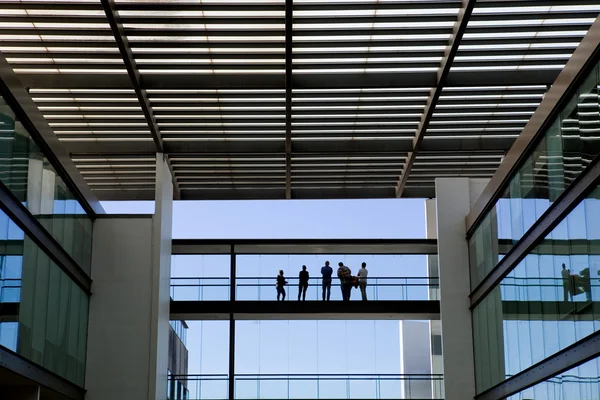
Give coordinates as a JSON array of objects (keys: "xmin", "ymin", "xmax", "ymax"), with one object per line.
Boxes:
[
  {"xmin": 399, "ymin": 321, "xmax": 432, "ymax": 399},
  {"xmin": 434, "ymin": 178, "xmax": 487, "ymax": 400},
  {"xmin": 86, "ymin": 153, "xmax": 173, "ymax": 400},
  {"xmin": 424, "ymin": 199, "xmax": 443, "ymax": 397},
  {"xmin": 150, "ymin": 153, "xmax": 174, "ymax": 400}
]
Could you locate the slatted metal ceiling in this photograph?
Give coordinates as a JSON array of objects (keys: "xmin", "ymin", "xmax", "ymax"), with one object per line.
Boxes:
[{"xmin": 0, "ymin": 0, "xmax": 599, "ymax": 200}]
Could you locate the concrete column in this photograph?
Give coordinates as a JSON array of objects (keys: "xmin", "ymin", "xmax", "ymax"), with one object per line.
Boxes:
[
  {"xmin": 399, "ymin": 321, "xmax": 432, "ymax": 399},
  {"xmin": 435, "ymin": 178, "xmax": 487, "ymax": 400},
  {"xmin": 86, "ymin": 153, "xmax": 173, "ymax": 400},
  {"xmin": 424, "ymin": 199, "xmax": 443, "ymax": 398},
  {"xmin": 149, "ymin": 153, "xmax": 174, "ymax": 400}
]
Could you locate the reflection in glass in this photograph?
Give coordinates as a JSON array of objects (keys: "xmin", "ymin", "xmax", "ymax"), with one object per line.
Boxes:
[
  {"xmin": 469, "ymin": 62, "xmax": 600, "ymax": 288},
  {"xmin": 0, "ymin": 210, "xmax": 88, "ymax": 386},
  {"xmin": 473, "ymin": 186, "xmax": 600, "ymax": 393},
  {"xmin": 0, "ymin": 95, "xmax": 93, "ymax": 273},
  {"xmin": 507, "ymin": 357, "xmax": 600, "ymax": 400}
]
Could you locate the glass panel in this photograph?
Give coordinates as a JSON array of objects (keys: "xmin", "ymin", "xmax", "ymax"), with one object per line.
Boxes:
[
  {"xmin": 469, "ymin": 62, "xmax": 600, "ymax": 289},
  {"xmin": 0, "ymin": 208, "xmax": 89, "ymax": 386},
  {"xmin": 0, "ymin": 95, "xmax": 93, "ymax": 273},
  {"xmin": 473, "ymin": 184, "xmax": 600, "ymax": 393},
  {"xmin": 507, "ymin": 356, "xmax": 600, "ymax": 400}
]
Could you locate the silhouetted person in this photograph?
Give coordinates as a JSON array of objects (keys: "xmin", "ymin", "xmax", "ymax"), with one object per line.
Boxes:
[
  {"xmin": 337, "ymin": 262, "xmax": 352, "ymax": 301},
  {"xmin": 321, "ymin": 261, "xmax": 333, "ymax": 301},
  {"xmin": 580, "ymin": 268, "xmax": 592, "ymax": 301},
  {"xmin": 276, "ymin": 270, "xmax": 287, "ymax": 301},
  {"xmin": 358, "ymin": 262, "xmax": 368, "ymax": 301},
  {"xmin": 561, "ymin": 263, "xmax": 573, "ymax": 302},
  {"xmin": 298, "ymin": 265, "xmax": 309, "ymax": 301}
]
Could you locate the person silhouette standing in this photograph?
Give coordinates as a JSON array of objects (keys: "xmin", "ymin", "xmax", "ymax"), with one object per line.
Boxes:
[
  {"xmin": 337, "ymin": 262, "xmax": 352, "ymax": 301},
  {"xmin": 276, "ymin": 270, "xmax": 287, "ymax": 301},
  {"xmin": 298, "ymin": 265, "xmax": 309, "ymax": 301},
  {"xmin": 321, "ymin": 261, "xmax": 333, "ymax": 301}
]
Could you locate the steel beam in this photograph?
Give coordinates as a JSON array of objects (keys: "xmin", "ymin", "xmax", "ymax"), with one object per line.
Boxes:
[
  {"xmin": 170, "ymin": 300, "xmax": 441, "ymax": 321},
  {"xmin": 0, "ymin": 347, "xmax": 85, "ymax": 400},
  {"xmin": 395, "ymin": 0, "xmax": 476, "ymax": 197},
  {"xmin": 17, "ymin": 70, "xmax": 560, "ymax": 90},
  {"xmin": 0, "ymin": 181, "xmax": 92, "ymax": 295},
  {"xmin": 171, "ymin": 238, "xmax": 438, "ymax": 255},
  {"xmin": 465, "ymin": 16, "xmax": 600, "ymax": 235},
  {"xmin": 285, "ymin": 0, "xmax": 292, "ymax": 199},
  {"xmin": 470, "ymin": 154, "xmax": 600, "ymax": 308},
  {"xmin": 0, "ymin": 56, "xmax": 104, "ymax": 216},
  {"xmin": 100, "ymin": 0, "xmax": 181, "ymax": 199},
  {"xmin": 476, "ymin": 331, "xmax": 600, "ymax": 400}
]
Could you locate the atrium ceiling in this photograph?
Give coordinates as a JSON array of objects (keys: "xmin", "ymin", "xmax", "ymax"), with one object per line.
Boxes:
[{"xmin": 0, "ymin": 0, "xmax": 598, "ymax": 200}]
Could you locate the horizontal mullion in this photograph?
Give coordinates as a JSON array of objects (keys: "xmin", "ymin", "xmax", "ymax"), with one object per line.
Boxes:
[
  {"xmin": 130, "ymin": 41, "xmax": 283, "ymax": 49},
  {"xmin": 161, "ymin": 126, "xmax": 285, "ymax": 132},
  {"xmin": 293, "ymin": 28, "xmax": 453, "ymax": 36},
  {"xmin": 0, "ymin": 2, "xmax": 103, "ymax": 10},
  {"xmin": 119, "ymin": 17, "xmax": 285, "ymax": 25},
  {"xmin": 34, "ymin": 102, "xmax": 141, "ymax": 108},
  {"xmin": 0, "ymin": 16, "xmax": 107, "ymax": 24},
  {"xmin": 136, "ymin": 63, "xmax": 285, "ymax": 70},
  {"xmin": 123, "ymin": 29, "xmax": 285, "ymax": 37},
  {"xmin": 293, "ymin": 51, "xmax": 445, "ymax": 59},
  {"xmin": 151, "ymin": 101, "xmax": 285, "ymax": 108},
  {"xmin": 292, "ymin": 39, "xmax": 451, "ymax": 48},
  {"xmin": 294, "ymin": 1, "xmax": 460, "ymax": 11},
  {"xmin": 115, "ymin": 4, "xmax": 285, "ymax": 12},
  {"xmin": 430, "ymin": 115, "xmax": 534, "ymax": 122},
  {"xmin": 433, "ymin": 106, "xmax": 539, "ymax": 114},
  {"xmin": 465, "ymin": 24, "xmax": 594, "ymax": 35},
  {"xmin": 0, "ymin": 29, "xmax": 114, "ymax": 37},
  {"xmin": 426, "ymin": 123, "xmax": 526, "ymax": 130},
  {"xmin": 293, "ymin": 62, "xmax": 441, "ymax": 69},
  {"xmin": 460, "ymin": 36, "xmax": 586, "ymax": 45},
  {"xmin": 469, "ymin": 12, "xmax": 600, "ymax": 22},
  {"xmin": 457, "ymin": 48, "xmax": 575, "ymax": 57},
  {"xmin": 0, "ymin": 40, "xmax": 118, "ymax": 48},
  {"xmin": 10, "ymin": 63, "xmax": 125, "ymax": 70},
  {"xmin": 451, "ymin": 59, "xmax": 568, "ymax": 67},
  {"xmin": 437, "ymin": 97, "xmax": 542, "ymax": 105},
  {"xmin": 292, "ymin": 16, "xmax": 459, "ymax": 24},
  {"xmin": 155, "ymin": 117, "xmax": 286, "ymax": 123},
  {"xmin": 292, "ymin": 108, "xmax": 426, "ymax": 115}
]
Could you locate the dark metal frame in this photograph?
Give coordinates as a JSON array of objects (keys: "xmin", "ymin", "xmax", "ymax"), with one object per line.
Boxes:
[
  {"xmin": 0, "ymin": 56, "xmax": 104, "ymax": 216},
  {"xmin": 284, "ymin": 0, "xmax": 292, "ymax": 199},
  {"xmin": 0, "ymin": 181, "xmax": 92, "ymax": 294},
  {"xmin": 395, "ymin": 0, "xmax": 476, "ymax": 197},
  {"xmin": 100, "ymin": 0, "xmax": 181, "ymax": 199},
  {"xmin": 475, "ymin": 331, "xmax": 600, "ymax": 400},
  {"xmin": 171, "ymin": 238, "xmax": 438, "ymax": 255},
  {"xmin": 0, "ymin": 346, "xmax": 85, "ymax": 400},
  {"xmin": 465, "ymin": 17, "xmax": 600, "ymax": 236}
]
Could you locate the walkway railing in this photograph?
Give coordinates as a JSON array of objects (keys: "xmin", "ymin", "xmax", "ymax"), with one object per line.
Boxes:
[
  {"xmin": 170, "ymin": 277, "xmax": 440, "ymax": 301},
  {"xmin": 168, "ymin": 373, "xmax": 444, "ymax": 400},
  {"xmin": 500, "ymin": 277, "xmax": 600, "ymax": 302}
]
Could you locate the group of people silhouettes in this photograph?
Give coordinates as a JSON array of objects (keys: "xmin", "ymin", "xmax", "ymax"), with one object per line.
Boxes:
[
  {"xmin": 276, "ymin": 261, "xmax": 369, "ymax": 301},
  {"xmin": 561, "ymin": 263, "xmax": 593, "ymax": 301}
]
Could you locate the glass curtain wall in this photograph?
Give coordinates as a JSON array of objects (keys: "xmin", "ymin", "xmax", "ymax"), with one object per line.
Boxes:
[
  {"xmin": 469, "ymin": 62, "xmax": 600, "ymax": 288},
  {"xmin": 507, "ymin": 357, "xmax": 600, "ymax": 400},
  {"xmin": 472, "ymin": 184, "xmax": 600, "ymax": 393},
  {"xmin": 0, "ymin": 210, "xmax": 88, "ymax": 386},
  {"xmin": 0, "ymin": 95, "xmax": 93, "ymax": 273}
]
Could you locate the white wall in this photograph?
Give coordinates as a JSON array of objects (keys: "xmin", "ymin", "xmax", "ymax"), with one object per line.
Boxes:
[{"xmin": 85, "ymin": 217, "xmax": 154, "ymax": 400}]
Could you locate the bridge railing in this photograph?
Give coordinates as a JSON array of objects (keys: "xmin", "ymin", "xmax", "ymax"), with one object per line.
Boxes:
[
  {"xmin": 170, "ymin": 277, "xmax": 440, "ymax": 301},
  {"xmin": 168, "ymin": 373, "xmax": 445, "ymax": 400}
]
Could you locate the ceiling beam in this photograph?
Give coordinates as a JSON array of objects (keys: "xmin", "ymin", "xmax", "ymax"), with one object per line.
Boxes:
[
  {"xmin": 17, "ymin": 70, "xmax": 561, "ymax": 91},
  {"xmin": 285, "ymin": 0, "xmax": 292, "ymax": 199},
  {"xmin": 395, "ymin": 0, "xmax": 477, "ymax": 198},
  {"xmin": 100, "ymin": 0, "xmax": 181, "ymax": 200}
]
